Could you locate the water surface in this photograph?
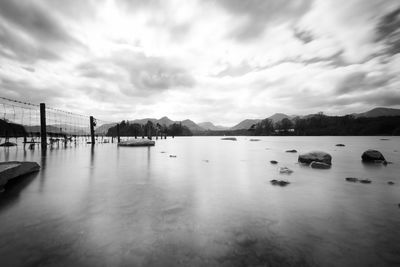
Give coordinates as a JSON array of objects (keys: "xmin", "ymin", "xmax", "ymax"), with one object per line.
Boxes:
[{"xmin": 0, "ymin": 136, "xmax": 399, "ymax": 266}]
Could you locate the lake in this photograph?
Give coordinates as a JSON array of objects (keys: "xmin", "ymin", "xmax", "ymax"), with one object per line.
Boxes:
[{"xmin": 0, "ymin": 136, "xmax": 399, "ymax": 266}]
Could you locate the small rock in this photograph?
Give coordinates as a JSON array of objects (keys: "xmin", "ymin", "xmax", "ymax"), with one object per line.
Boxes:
[
  {"xmin": 310, "ymin": 161, "xmax": 331, "ymax": 169},
  {"xmin": 359, "ymin": 179, "xmax": 372, "ymax": 184},
  {"xmin": 299, "ymin": 151, "xmax": 332, "ymax": 165},
  {"xmin": 221, "ymin": 137, "xmax": 237, "ymax": 141},
  {"xmin": 270, "ymin": 179, "xmax": 290, "ymax": 186},
  {"xmin": 336, "ymin": 144, "xmax": 345, "ymax": 147},
  {"xmin": 388, "ymin": 181, "xmax": 395, "ymax": 185},
  {"xmin": 279, "ymin": 167, "xmax": 293, "ymax": 174},
  {"xmin": 169, "ymin": 155, "xmax": 177, "ymax": 158},
  {"xmin": 160, "ymin": 151, "xmax": 166, "ymax": 153},
  {"xmin": 286, "ymin": 149, "xmax": 297, "ymax": 153},
  {"xmin": 249, "ymin": 139, "xmax": 260, "ymax": 141},
  {"xmin": 270, "ymin": 160, "xmax": 278, "ymax": 164},
  {"xmin": 345, "ymin": 177, "xmax": 358, "ymax": 182},
  {"xmin": 361, "ymin": 149, "xmax": 385, "ymax": 163},
  {"xmin": 380, "ymin": 138, "xmax": 390, "ymax": 141},
  {"xmin": 203, "ymin": 160, "xmax": 209, "ymax": 163}
]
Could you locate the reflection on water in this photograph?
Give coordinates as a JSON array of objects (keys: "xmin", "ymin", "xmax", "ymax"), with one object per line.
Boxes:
[{"xmin": 0, "ymin": 136, "xmax": 399, "ymax": 266}]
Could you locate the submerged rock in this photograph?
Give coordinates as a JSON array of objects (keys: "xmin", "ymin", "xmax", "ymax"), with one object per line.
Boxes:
[
  {"xmin": 310, "ymin": 161, "xmax": 331, "ymax": 169},
  {"xmin": 345, "ymin": 177, "xmax": 358, "ymax": 182},
  {"xmin": 249, "ymin": 139, "xmax": 260, "ymax": 141},
  {"xmin": 387, "ymin": 181, "xmax": 395, "ymax": 185},
  {"xmin": 270, "ymin": 179, "xmax": 290, "ymax": 186},
  {"xmin": 286, "ymin": 149, "xmax": 297, "ymax": 153},
  {"xmin": 359, "ymin": 179, "xmax": 372, "ymax": 184},
  {"xmin": 270, "ymin": 160, "xmax": 278, "ymax": 164},
  {"xmin": 336, "ymin": 144, "xmax": 345, "ymax": 147},
  {"xmin": 298, "ymin": 151, "xmax": 332, "ymax": 165},
  {"xmin": 169, "ymin": 155, "xmax": 177, "ymax": 158},
  {"xmin": 361, "ymin": 149, "xmax": 385, "ymax": 163},
  {"xmin": 279, "ymin": 167, "xmax": 293, "ymax": 174},
  {"xmin": 221, "ymin": 137, "xmax": 237, "ymax": 141},
  {"xmin": 0, "ymin": 161, "xmax": 40, "ymax": 188}
]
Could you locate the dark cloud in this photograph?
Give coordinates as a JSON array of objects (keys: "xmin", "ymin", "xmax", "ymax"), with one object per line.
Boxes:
[
  {"xmin": 76, "ymin": 51, "xmax": 195, "ymax": 95},
  {"xmin": 376, "ymin": 7, "xmax": 400, "ymax": 55},
  {"xmin": 293, "ymin": 28, "xmax": 313, "ymax": 44},
  {"xmin": 0, "ymin": 0, "xmax": 82, "ymax": 62},
  {"xmin": 0, "ymin": 77, "xmax": 66, "ymax": 105},
  {"xmin": 336, "ymin": 71, "xmax": 393, "ymax": 95},
  {"xmin": 211, "ymin": 0, "xmax": 313, "ymax": 40}
]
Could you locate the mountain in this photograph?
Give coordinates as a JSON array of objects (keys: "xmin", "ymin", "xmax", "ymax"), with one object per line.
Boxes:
[
  {"xmin": 198, "ymin": 122, "xmax": 229, "ymax": 131},
  {"xmin": 158, "ymin": 116, "xmax": 175, "ymax": 126},
  {"xmin": 354, "ymin": 107, "xmax": 400, "ymax": 118},
  {"xmin": 230, "ymin": 119, "xmax": 261, "ymax": 130},
  {"xmin": 181, "ymin": 119, "xmax": 205, "ymax": 132},
  {"xmin": 267, "ymin": 113, "xmax": 291, "ymax": 123}
]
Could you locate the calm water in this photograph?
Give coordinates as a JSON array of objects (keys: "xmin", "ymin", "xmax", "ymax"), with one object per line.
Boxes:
[{"xmin": 0, "ymin": 136, "xmax": 399, "ymax": 266}]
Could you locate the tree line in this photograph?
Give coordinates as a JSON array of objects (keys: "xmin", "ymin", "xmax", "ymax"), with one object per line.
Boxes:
[{"xmin": 106, "ymin": 120, "xmax": 193, "ymax": 137}]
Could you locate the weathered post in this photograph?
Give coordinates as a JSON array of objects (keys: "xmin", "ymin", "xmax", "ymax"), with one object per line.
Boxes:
[
  {"xmin": 40, "ymin": 103, "xmax": 47, "ymax": 150},
  {"xmin": 117, "ymin": 123, "xmax": 120, "ymax": 143},
  {"xmin": 90, "ymin": 116, "xmax": 95, "ymax": 145}
]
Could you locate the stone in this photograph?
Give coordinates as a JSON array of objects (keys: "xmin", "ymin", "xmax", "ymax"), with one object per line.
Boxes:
[
  {"xmin": 279, "ymin": 167, "xmax": 293, "ymax": 174},
  {"xmin": 336, "ymin": 144, "xmax": 345, "ymax": 147},
  {"xmin": 169, "ymin": 155, "xmax": 177, "ymax": 158},
  {"xmin": 310, "ymin": 161, "xmax": 331, "ymax": 169},
  {"xmin": 345, "ymin": 177, "xmax": 358, "ymax": 182},
  {"xmin": 298, "ymin": 151, "xmax": 332, "ymax": 165},
  {"xmin": 359, "ymin": 179, "xmax": 372, "ymax": 184},
  {"xmin": 118, "ymin": 139, "xmax": 155, "ymax": 147},
  {"xmin": 0, "ymin": 161, "xmax": 40, "ymax": 188},
  {"xmin": 221, "ymin": 137, "xmax": 237, "ymax": 141},
  {"xmin": 270, "ymin": 160, "xmax": 278, "ymax": 164},
  {"xmin": 361, "ymin": 149, "xmax": 385, "ymax": 163},
  {"xmin": 270, "ymin": 179, "xmax": 290, "ymax": 186},
  {"xmin": 286, "ymin": 149, "xmax": 297, "ymax": 153},
  {"xmin": 249, "ymin": 139, "xmax": 260, "ymax": 141},
  {"xmin": 388, "ymin": 181, "xmax": 395, "ymax": 185}
]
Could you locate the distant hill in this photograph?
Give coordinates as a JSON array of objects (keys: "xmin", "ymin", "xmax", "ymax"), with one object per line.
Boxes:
[
  {"xmin": 354, "ymin": 107, "xmax": 400, "ymax": 118},
  {"xmin": 230, "ymin": 119, "xmax": 261, "ymax": 130},
  {"xmin": 198, "ymin": 122, "xmax": 229, "ymax": 131},
  {"xmin": 96, "ymin": 123, "xmax": 117, "ymax": 135},
  {"xmin": 181, "ymin": 119, "xmax": 205, "ymax": 132},
  {"xmin": 267, "ymin": 113, "xmax": 291, "ymax": 123}
]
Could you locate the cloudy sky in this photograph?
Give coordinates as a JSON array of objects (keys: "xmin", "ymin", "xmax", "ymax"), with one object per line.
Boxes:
[{"xmin": 0, "ymin": 0, "xmax": 399, "ymax": 126}]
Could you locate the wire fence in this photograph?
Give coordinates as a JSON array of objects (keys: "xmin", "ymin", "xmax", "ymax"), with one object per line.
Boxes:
[{"xmin": 0, "ymin": 96, "xmax": 114, "ymax": 146}]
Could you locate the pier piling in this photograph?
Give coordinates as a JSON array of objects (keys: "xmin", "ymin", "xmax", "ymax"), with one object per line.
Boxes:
[{"xmin": 40, "ymin": 103, "xmax": 47, "ymax": 150}]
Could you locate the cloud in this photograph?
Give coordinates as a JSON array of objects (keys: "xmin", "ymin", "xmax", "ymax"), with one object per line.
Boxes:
[
  {"xmin": 376, "ymin": 7, "xmax": 400, "ymax": 55},
  {"xmin": 212, "ymin": 0, "xmax": 313, "ymax": 40}
]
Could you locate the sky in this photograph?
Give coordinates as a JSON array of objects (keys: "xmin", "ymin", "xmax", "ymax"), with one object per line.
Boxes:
[{"xmin": 0, "ymin": 0, "xmax": 399, "ymax": 126}]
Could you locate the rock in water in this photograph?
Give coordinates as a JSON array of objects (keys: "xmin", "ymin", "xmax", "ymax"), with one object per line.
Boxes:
[
  {"xmin": 310, "ymin": 161, "xmax": 331, "ymax": 169},
  {"xmin": 0, "ymin": 161, "xmax": 40, "ymax": 188},
  {"xmin": 345, "ymin": 177, "xmax": 358, "ymax": 182},
  {"xmin": 118, "ymin": 139, "xmax": 155, "ymax": 147},
  {"xmin": 249, "ymin": 139, "xmax": 260, "ymax": 141},
  {"xmin": 388, "ymin": 181, "xmax": 395, "ymax": 185},
  {"xmin": 298, "ymin": 151, "xmax": 332, "ymax": 165},
  {"xmin": 361, "ymin": 149, "xmax": 385, "ymax": 163},
  {"xmin": 270, "ymin": 179, "xmax": 290, "ymax": 186},
  {"xmin": 286, "ymin": 149, "xmax": 297, "ymax": 153},
  {"xmin": 270, "ymin": 160, "xmax": 278, "ymax": 164},
  {"xmin": 221, "ymin": 137, "xmax": 237, "ymax": 141},
  {"xmin": 279, "ymin": 167, "xmax": 293, "ymax": 174},
  {"xmin": 336, "ymin": 144, "xmax": 345, "ymax": 147}
]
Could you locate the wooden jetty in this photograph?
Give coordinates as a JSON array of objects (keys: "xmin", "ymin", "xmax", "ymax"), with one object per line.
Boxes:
[{"xmin": 0, "ymin": 161, "xmax": 40, "ymax": 189}]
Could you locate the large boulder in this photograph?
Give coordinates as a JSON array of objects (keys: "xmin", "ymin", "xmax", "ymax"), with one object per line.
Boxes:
[
  {"xmin": 361, "ymin": 149, "xmax": 385, "ymax": 163},
  {"xmin": 298, "ymin": 151, "xmax": 332, "ymax": 165}
]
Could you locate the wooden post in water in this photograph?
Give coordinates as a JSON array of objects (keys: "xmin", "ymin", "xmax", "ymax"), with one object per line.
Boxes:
[
  {"xmin": 90, "ymin": 116, "xmax": 95, "ymax": 145},
  {"xmin": 117, "ymin": 124, "xmax": 120, "ymax": 143},
  {"xmin": 40, "ymin": 103, "xmax": 47, "ymax": 150}
]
